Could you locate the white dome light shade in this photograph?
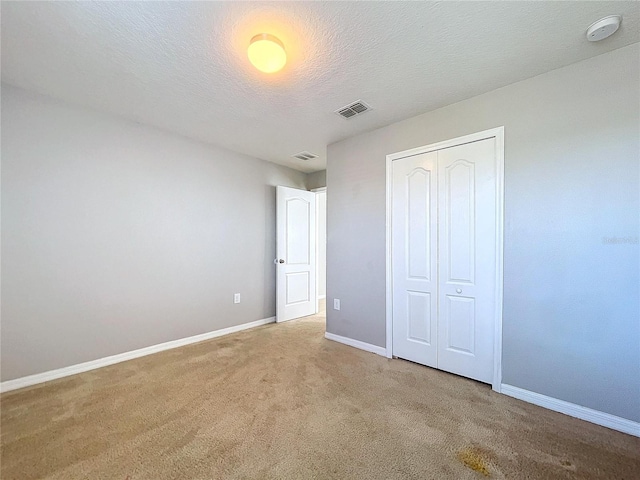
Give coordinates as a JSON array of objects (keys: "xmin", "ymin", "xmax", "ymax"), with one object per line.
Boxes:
[{"xmin": 247, "ymin": 33, "xmax": 287, "ymax": 73}]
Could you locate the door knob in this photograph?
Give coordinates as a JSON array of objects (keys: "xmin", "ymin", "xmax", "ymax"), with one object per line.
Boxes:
[
  {"xmin": 456, "ymin": 288, "xmax": 462, "ymax": 294},
  {"xmin": 279, "ymin": 259, "xmax": 285, "ymax": 264}
]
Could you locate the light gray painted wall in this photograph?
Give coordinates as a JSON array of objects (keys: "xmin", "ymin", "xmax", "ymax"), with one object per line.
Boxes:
[
  {"xmin": 1, "ymin": 85, "xmax": 307, "ymax": 381},
  {"xmin": 326, "ymin": 44, "xmax": 640, "ymax": 422},
  {"xmin": 306, "ymin": 170, "xmax": 327, "ymax": 190}
]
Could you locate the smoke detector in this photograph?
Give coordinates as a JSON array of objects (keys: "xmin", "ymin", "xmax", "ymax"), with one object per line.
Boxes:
[
  {"xmin": 586, "ymin": 15, "xmax": 621, "ymax": 42},
  {"xmin": 292, "ymin": 151, "xmax": 318, "ymax": 161},
  {"xmin": 335, "ymin": 100, "xmax": 372, "ymax": 119}
]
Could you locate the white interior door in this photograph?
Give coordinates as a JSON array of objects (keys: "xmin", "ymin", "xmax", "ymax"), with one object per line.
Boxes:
[
  {"xmin": 392, "ymin": 152, "xmax": 438, "ymax": 367},
  {"xmin": 436, "ymin": 138, "xmax": 497, "ymax": 383},
  {"xmin": 391, "ymin": 136, "xmax": 498, "ymax": 384},
  {"xmin": 276, "ymin": 186, "xmax": 317, "ymax": 322}
]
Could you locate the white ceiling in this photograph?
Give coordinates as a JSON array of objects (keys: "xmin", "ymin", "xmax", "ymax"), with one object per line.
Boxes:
[{"xmin": 2, "ymin": 2, "xmax": 638, "ymax": 173}]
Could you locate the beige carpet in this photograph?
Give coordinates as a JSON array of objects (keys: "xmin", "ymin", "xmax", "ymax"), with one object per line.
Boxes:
[{"xmin": 1, "ymin": 307, "xmax": 638, "ymax": 479}]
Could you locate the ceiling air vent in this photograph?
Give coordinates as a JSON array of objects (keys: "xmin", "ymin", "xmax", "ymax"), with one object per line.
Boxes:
[
  {"xmin": 292, "ymin": 151, "xmax": 318, "ymax": 161},
  {"xmin": 335, "ymin": 100, "xmax": 371, "ymax": 119}
]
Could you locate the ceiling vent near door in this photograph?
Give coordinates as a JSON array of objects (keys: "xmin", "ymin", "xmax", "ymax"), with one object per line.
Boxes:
[
  {"xmin": 335, "ymin": 100, "xmax": 372, "ymax": 119},
  {"xmin": 292, "ymin": 151, "xmax": 318, "ymax": 161}
]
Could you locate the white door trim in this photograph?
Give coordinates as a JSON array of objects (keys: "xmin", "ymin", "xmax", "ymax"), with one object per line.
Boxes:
[
  {"xmin": 385, "ymin": 126, "xmax": 505, "ymax": 392},
  {"xmin": 312, "ymin": 187, "xmax": 327, "ymax": 309}
]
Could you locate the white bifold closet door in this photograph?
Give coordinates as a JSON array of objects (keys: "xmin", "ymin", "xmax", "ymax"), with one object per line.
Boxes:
[
  {"xmin": 392, "ymin": 151, "xmax": 439, "ymax": 367},
  {"xmin": 392, "ymin": 138, "xmax": 497, "ymax": 384}
]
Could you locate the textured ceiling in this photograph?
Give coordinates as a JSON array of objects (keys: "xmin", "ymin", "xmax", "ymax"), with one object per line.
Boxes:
[{"xmin": 2, "ymin": 1, "xmax": 638, "ymax": 173}]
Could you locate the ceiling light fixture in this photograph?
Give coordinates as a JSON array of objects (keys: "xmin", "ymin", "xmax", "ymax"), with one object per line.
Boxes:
[{"xmin": 247, "ymin": 33, "xmax": 286, "ymax": 73}]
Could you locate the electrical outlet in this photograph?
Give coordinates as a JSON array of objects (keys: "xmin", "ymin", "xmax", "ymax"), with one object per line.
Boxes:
[
  {"xmin": 234, "ymin": 293, "xmax": 241, "ymax": 304},
  {"xmin": 333, "ymin": 298, "xmax": 340, "ymax": 310}
]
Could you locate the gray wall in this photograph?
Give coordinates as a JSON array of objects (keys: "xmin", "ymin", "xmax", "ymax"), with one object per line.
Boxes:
[
  {"xmin": 326, "ymin": 44, "xmax": 640, "ymax": 422},
  {"xmin": 306, "ymin": 170, "xmax": 327, "ymax": 190},
  {"xmin": 1, "ymin": 85, "xmax": 307, "ymax": 381}
]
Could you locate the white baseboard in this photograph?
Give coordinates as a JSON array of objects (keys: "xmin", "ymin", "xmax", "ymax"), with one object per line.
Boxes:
[
  {"xmin": 501, "ymin": 384, "xmax": 640, "ymax": 437},
  {"xmin": 324, "ymin": 332, "xmax": 387, "ymax": 357},
  {"xmin": 1, "ymin": 316, "xmax": 276, "ymax": 394}
]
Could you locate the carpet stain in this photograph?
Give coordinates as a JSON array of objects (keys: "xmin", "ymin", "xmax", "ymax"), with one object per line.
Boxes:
[{"xmin": 457, "ymin": 447, "xmax": 491, "ymax": 476}]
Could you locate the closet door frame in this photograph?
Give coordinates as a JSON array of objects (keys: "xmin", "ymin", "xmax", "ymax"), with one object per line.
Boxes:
[{"xmin": 385, "ymin": 126, "xmax": 505, "ymax": 393}]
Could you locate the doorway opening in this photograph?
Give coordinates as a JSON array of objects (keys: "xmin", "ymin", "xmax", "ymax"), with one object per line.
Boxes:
[{"xmin": 275, "ymin": 185, "xmax": 327, "ymax": 323}]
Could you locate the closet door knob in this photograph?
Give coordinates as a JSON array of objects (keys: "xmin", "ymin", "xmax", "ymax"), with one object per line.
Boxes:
[{"xmin": 456, "ymin": 288, "xmax": 462, "ymax": 294}]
